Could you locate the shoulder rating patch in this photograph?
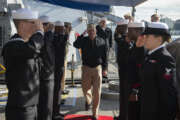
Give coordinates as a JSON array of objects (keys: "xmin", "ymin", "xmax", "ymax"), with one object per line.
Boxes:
[
  {"xmin": 136, "ymin": 64, "xmax": 142, "ymax": 68},
  {"xmin": 163, "ymin": 68, "xmax": 172, "ymax": 80}
]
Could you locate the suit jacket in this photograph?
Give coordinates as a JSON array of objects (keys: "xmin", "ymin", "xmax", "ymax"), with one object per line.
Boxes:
[{"xmin": 96, "ymin": 25, "xmax": 112, "ymax": 48}]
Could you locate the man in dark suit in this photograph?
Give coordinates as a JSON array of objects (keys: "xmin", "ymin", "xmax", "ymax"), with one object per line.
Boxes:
[{"xmin": 96, "ymin": 17, "xmax": 112, "ymax": 77}]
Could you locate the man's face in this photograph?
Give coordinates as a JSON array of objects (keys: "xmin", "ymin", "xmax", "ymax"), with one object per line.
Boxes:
[
  {"xmin": 87, "ymin": 27, "xmax": 96, "ymax": 40},
  {"xmin": 151, "ymin": 17, "xmax": 156, "ymax": 22},
  {"xmin": 151, "ymin": 15, "xmax": 159, "ymax": 22},
  {"xmin": 55, "ymin": 26, "xmax": 64, "ymax": 34},
  {"xmin": 43, "ymin": 23, "xmax": 49, "ymax": 32},
  {"xmin": 19, "ymin": 20, "xmax": 36, "ymax": 39},
  {"xmin": 100, "ymin": 20, "xmax": 106, "ymax": 28},
  {"xmin": 21, "ymin": 20, "xmax": 35, "ymax": 30},
  {"xmin": 128, "ymin": 28, "xmax": 143, "ymax": 41},
  {"xmin": 65, "ymin": 25, "xmax": 72, "ymax": 34},
  {"xmin": 116, "ymin": 25, "xmax": 128, "ymax": 34}
]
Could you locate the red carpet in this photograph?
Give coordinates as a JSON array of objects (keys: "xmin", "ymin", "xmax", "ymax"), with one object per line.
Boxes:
[{"xmin": 64, "ymin": 114, "xmax": 114, "ymax": 120}]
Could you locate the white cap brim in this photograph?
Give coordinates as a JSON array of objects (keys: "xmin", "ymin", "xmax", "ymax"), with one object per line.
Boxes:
[
  {"xmin": 148, "ymin": 22, "xmax": 169, "ymax": 29},
  {"xmin": 39, "ymin": 16, "xmax": 51, "ymax": 23},
  {"xmin": 55, "ymin": 21, "xmax": 64, "ymax": 26},
  {"xmin": 100, "ymin": 17, "xmax": 107, "ymax": 22},
  {"xmin": 12, "ymin": 8, "xmax": 38, "ymax": 20},
  {"xmin": 117, "ymin": 19, "xmax": 128, "ymax": 25},
  {"xmin": 128, "ymin": 22, "xmax": 145, "ymax": 28}
]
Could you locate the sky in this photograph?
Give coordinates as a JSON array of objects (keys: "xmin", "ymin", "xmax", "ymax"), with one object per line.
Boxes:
[{"xmin": 114, "ymin": 0, "xmax": 180, "ymax": 21}]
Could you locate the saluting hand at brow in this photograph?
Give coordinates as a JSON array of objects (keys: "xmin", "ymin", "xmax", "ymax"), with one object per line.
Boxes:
[{"xmin": 136, "ymin": 35, "xmax": 145, "ymax": 47}]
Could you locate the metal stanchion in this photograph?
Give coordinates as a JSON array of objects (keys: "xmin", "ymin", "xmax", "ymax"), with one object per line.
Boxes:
[
  {"xmin": 0, "ymin": 64, "xmax": 6, "ymax": 74},
  {"xmin": 0, "ymin": 64, "xmax": 7, "ymax": 110},
  {"xmin": 0, "ymin": 64, "xmax": 6, "ymax": 84},
  {"xmin": 69, "ymin": 54, "xmax": 77, "ymax": 88}
]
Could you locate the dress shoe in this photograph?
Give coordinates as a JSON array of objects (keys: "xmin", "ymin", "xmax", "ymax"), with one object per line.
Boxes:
[
  {"xmin": 60, "ymin": 99, "xmax": 65, "ymax": 105},
  {"xmin": 62, "ymin": 90, "xmax": 69, "ymax": 94},
  {"xmin": 52, "ymin": 116, "xmax": 64, "ymax": 120},
  {"xmin": 114, "ymin": 116, "xmax": 120, "ymax": 120},
  {"xmin": 85, "ymin": 102, "xmax": 91, "ymax": 111},
  {"xmin": 52, "ymin": 113, "xmax": 65, "ymax": 120},
  {"xmin": 58, "ymin": 113, "xmax": 65, "ymax": 117}
]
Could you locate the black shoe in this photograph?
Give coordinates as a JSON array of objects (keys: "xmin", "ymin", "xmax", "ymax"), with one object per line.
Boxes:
[
  {"xmin": 58, "ymin": 113, "xmax": 65, "ymax": 117},
  {"xmin": 53, "ymin": 113, "xmax": 65, "ymax": 120},
  {"xmin": 85, "ymin": 102, "xmax": 90, "ymax": 111},
  {"xmin": 91, "ymin": 116, "xmax": 98, "ymax": 120},
  {"xmin": 113, "ymin": 116, "xmax": 120, "ymax": 120},
  {"xmin": 52, "ymin": 116, "xmax": 64, "ymax": 120},
  {"xmin": 60, "ymin": 99, "xmax": 65, "ymax": 105},
  {"xmin": 62, "ymin": 90, "xmax": 69, "ymax": 94}
]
